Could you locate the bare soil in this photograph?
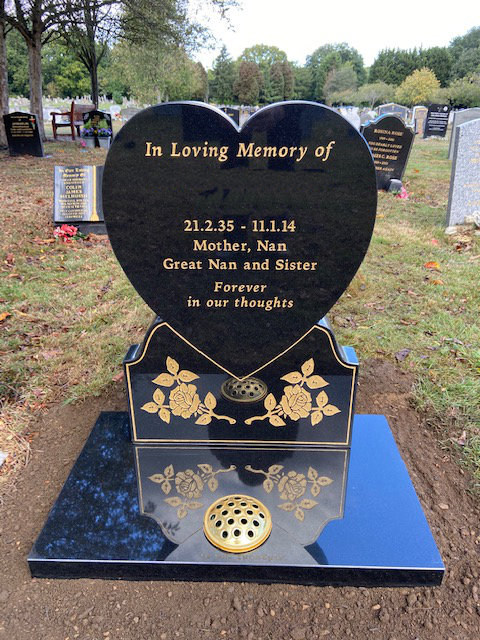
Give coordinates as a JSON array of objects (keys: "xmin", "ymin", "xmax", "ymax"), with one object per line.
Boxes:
[{"xmin": 0, "ymin": 360, "xmax": 479, "ymax": 640}]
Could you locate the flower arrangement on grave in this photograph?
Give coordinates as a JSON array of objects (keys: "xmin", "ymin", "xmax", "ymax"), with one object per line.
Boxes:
[
  {"xmin": 81, "ymin": 126, "xmax": 112, "ymax": 138},
  {"xmin": 53, "ymin": 224, "xmax": 85, "ymax": 243}
]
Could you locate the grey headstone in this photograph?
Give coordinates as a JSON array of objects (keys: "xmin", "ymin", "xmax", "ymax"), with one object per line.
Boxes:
[
  {"xmin": 448, "ymin": 108, "xmax": 480, "ymax": 159},
  {"xmin": 377, "ymin": 103, "xmax": 408, "ymax": 121},
  {"xmin": 446, "ymin": 118, "xmax": 480, "ymax": 226}
]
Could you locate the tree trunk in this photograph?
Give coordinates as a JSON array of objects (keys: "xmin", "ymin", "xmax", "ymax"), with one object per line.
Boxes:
[
  {"xmin": 0, "ymin": 2, "xmax": 8, "ymax": 148},
  {"xmin": 27, "ymin": 29, "xmax": 45, "ymax": 140},
  {"xmin": 90, "ymin": 63, "xmax": 99, "ymax": 108}
]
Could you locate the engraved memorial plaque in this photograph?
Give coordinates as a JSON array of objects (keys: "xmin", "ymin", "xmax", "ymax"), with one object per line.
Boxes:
[{"xmin": 3, "ymin": 111, "xmax": 44, "ymax": 157}]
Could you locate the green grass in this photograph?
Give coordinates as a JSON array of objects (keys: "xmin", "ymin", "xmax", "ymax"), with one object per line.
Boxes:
[{"xmin": 0, "ymin": 134, "xmax": 479, "ymax": 489}]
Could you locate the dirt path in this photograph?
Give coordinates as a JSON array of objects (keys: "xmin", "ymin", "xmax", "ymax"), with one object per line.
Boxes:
[{"xmin": 0, "ymin": 361, "xmax": 479, "ymax": 640}]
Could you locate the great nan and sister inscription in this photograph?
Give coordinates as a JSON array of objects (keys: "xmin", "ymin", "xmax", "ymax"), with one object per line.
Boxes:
[{"xmin": 103, "ymin": 102, "xmax": 377, "ymax": 376}]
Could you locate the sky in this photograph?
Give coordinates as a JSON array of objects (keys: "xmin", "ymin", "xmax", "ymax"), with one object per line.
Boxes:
[{"xmin": 192, "ymin": 0, "xmax": 479, "ymax": 70}]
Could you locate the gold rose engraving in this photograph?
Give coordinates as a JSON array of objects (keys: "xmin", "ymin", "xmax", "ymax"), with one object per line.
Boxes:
[
  {"xmin": 149, "ymin": 463, "xmax": 236, "ymax": 520},
  {"xmin": 245, "ymin": 464, "xmax": 333, "ymax": 522},
  {"xmin": 141, "ymin": 356, "xmax": 236, "ymax": 425},
  {"xmin": 245, "ymin": 358, "xmax": 340, "ymax": 427}
]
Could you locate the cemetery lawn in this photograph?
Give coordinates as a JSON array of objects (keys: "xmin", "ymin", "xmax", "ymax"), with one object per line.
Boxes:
[{"xmin": 0, "ymin": 135, "xmax": 479, "ymax": 491}]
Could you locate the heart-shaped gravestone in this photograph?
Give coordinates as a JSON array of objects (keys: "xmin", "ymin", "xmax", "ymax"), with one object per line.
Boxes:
[{"xmin": 103, "ymin": 102, "xmax": 377, "ymax": 377}]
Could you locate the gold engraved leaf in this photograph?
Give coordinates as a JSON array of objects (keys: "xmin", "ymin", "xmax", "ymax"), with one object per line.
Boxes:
[
  {"xmin": 152, "ymin": 373, "xmax": 175, "ymax": 387},
  {"xmin": 311, "ymin": 410, "xmax": 323, "ymax": 426},
  {"xmin": 301, "ymin": 358, "xmax": 315, "ymax": 377},
  {"xmin": 318, "ymin": 476, "xmax": 333, "ymax": 486},
  {"xmin": 277, "ymin": 502, "xmax": 296, "ymax": 512},
  {"xmin": 299, "ymin": 499, "xmax": 318, "ymax": 510},
  {"xmin": 178, "ymin": 370, "xmax": 200, "ymax": 382},
  {"xmin": 165, "ymin": 496, "xmax": 182, "ymax": 507},
  {"xmin": 316, "ymin": 391, "xmax": 328, "ymax": 409},
  {"xmin": 153, "ymin": 388, "xmax": 165, "ymax": 406},
  {"xmin": 305, "ymin": 375, "xmax": 328, "ymax": 389},
  {"xmin": 280, "ymin": 371, "xmax": 303, "ymax": 384},
  {"xmin": 323, "ymin": 404, "xmax": 341, "ymax": 416},
  {"xmin": 161, "ymin": 481, "xmax": 171, "ymax": 495},
  {"xmin": 307, "ymin": 467, "xmax": 318, "ymax": 481},
  {"xmin": 187, "ymin": 501, "xmax": 203, "ymax": 510},
  {"xmin": 149, "ymin": 474, "xmax": 165, "ymax": 484},
  {"xmin": 269, "ymin": 414, "xmax": 286, "ymax": 427},
  {"xmin": 268, "ymin": 464, "xmax": 284, "ymax": 475},
  {"xmin": 295, "ymin": 508, "xmax": 305, "ymax": 522},
  {"xmin": 208, "ymin": 476, "xmax": 218, "ymax": 492},
  {"xmin": 204, "ymin": 392, "xmax": 217, "ymax": 410},
  {"xmin": 311, "ymin": 483, "xmax": 321, "ymax": 497},
  {"xmin": 264, "ymin": 393, "xmax": 277, "ymax": 411},
  {"xmin": 142, "ymin": 402, "xmax": 160, "ymax": 414},
  {"xmin": 159, "ymin": 407, "xmax": 171, "ymax": 423},
  {"xmin": 197, "ymin": 464, "xmax": 213, "ymax": 474},
  {"xmin": 166, "ymin": 356, "xmax": 179, "ymax": 375},
  {"xmin": 177, "ymin": 506, "xmax": 188, "ymax": 519},
  {"xmin": 263, "ymin": 478, "xmax": 274, "ymax": 494},
  {"xmin": 195, "ymin": 413, "xmax": 212, "ymax": 426},
  {"xmin": 164, "ymin": 465, "xmax": 174, "ymax": 478}
]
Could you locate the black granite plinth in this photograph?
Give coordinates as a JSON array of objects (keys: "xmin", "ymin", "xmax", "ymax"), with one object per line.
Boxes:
[{"xmin": 29, "ymin": 412, "xmax": 444, "ymax": 586}]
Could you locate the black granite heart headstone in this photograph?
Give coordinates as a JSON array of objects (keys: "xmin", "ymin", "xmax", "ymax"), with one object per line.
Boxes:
[{"xmin": 103, "ymin": 101, "xmax": 376, "ymax": 376}]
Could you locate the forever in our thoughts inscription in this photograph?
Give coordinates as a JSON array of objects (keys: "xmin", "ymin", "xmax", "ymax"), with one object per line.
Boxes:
[
  {"xmin": 103, "ymin": 102, "xmax": 377, "ymax": 376},
  {"xmin": 361, "ymin": 115, "xmax": 414, "ymax": 190}
]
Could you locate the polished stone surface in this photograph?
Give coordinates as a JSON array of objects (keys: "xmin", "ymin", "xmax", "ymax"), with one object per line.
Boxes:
[
  {"xmin": 102, "ymin": 101, "xmax": 377, "ymax": 376},
  {"xmin": 54, "ymin": 165, "xmax": 104, "ymax": 224},
  {"xmin": 82, "ymin": 110, "xmax": 112, "ymax": 147},
  {"xmin": 361, "ymin": 115, "xmax": 414, "ymax": 190},
  {"xmin": 423, "ymin": 104, "xmax": 450, "ymax": 139},
  {"xmin": 125, "ymin": 317, "xmax": 358, "ymax": 446},
  {"xmin": 29, "ymin": 412, "xmax": 444, "ymax": 585},
  {"xmin": 3, "ymin": 112, "xmax": 44, "ymax": 157}
]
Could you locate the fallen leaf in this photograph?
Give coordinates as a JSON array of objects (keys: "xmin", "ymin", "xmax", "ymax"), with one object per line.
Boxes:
[
  {"xmin": 438, "ymin": 503, "xmax": 449, "ymax": 510},
  {"xmin": 0, "ymin": 311, "xmax": 11, "ymax": 323},
  {"xmin": 395, "ymin": 348, "xmax": 411, "ymax": 362},
  {"xmin": 112, "ymin": 371, "xmax": 124, "ymax": 383},
  {"xmin": 451, "ymin": 431, "xmax": 467, "ymax": 447},
  {"xmin": 430, "ymin": 238, "xmax": 439, "ymax": 246},
  {"xmin": 432, "ymin": 279, "xmax": 444, "ymax": 285},
  {"xmin": 424, "ymin": 261, "xmax": 441, "ymax": 271}
]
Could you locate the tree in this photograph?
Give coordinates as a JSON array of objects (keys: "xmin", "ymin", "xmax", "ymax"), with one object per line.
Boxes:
[
  {"xmin": 355, "ymin": 81, "xmax": 395, "ymax": 109},
  {"xmin": 446, "ymin": 74, "xmax": 480, "ymax": 108},
  {"xmin": 395, "ymin": 68, "xmax": 440, "ymax": 106},
  {"xmin": 0, "ymin": 0, "xmax": 9, "ymax": 147},
  {"xmin": 292, "ymin": 64, "xmax": 313, "ymax": 100},
  {"xmin": 369, "ymin": 48, "xmax": 420, "ymax": 86},
  {"xmin": 233, "ymin": 60, "xmax": 261, "ymax": 105},
  {"xmin": 210, "ymin": 45, "xmax": 235, "ymax": 104},
  {"xmin": 419, "ymin": 47, "xmax": 452, "ymax": 87},
  {"xmin": 6, "ymin": 28, "xmax": 28, "ymax": 95},
  {"xmin": 239, "ymin": 44, "xmax": 287, "ymax": 103},
  {"xmin": 324, "ymin": 62, "xmax": 357, "ymax": 104},
  {"xmin": 42, "ymin": 38, "xmax": 90, "ymax": 98},
  {"xmin": 269, "ymin": 61, "xmax": 284, "ymax": 102},
  {"xmin": 3, "ymin": 0, "xmax": 61, "ymax": 139},
  {"xmin": 306, "ymin": 43, "xmax": 365, "ymax": 101},
  {"xmin": 449, "ymin": 27, "xmax": 480, "ymax": 80}
]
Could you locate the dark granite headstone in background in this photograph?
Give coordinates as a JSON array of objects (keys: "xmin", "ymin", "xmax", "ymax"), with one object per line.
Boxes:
[
  {"xmin": 424, "ymin": 104, "xmax": 451, "ymax": 138},
  {"xmin": 103, "ymin": 102, "xmax": 377, "ymax": 376},
  {"xmin": 361, "ymin": 115, "xmax": 414, "ymax": 190},
  {"xmin": 53, "ymin": 165, "xmax": 106, "ymax": 233},
  {"xmin": 3, "ymin": 112, "xmax": 44, "ymax": 157}
]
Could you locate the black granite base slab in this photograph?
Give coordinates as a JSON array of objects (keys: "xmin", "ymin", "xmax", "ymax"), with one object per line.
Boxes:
[{"xmin": 28, "ymin": 412, "xmax": 444, "ymax": 586}]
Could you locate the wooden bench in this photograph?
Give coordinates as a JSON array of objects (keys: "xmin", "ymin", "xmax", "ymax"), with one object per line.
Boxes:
[{"xmin": 51, "ymin": 101, "xmax": 95, "ymax": 140}]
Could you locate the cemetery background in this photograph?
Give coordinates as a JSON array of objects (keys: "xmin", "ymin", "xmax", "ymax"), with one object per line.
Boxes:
[{"xmin": 1, "ymin": 126, "xmax": 480, "ymax": 638}]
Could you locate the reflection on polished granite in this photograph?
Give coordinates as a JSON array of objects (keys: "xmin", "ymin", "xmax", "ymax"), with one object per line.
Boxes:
[{"xmin": 29, "ymin": 412, "xmax": 444, "ymax": 585}]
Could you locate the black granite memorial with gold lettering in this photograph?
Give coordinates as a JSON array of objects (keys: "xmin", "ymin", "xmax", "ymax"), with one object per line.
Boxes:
[
  {"xmin": 3, "ymin": 111, "xmax": 44, "ymax": 157},
  {"xmin": 361, "ymin": 114, "xmax": 414, "ymax": 190},
  {"xmin": 29, "ymin": 102, "xmax": 444, "ymax": 585},
  {"xmin": 53, "ymin": 165, "xmax": 106, "ymax": 234}
]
